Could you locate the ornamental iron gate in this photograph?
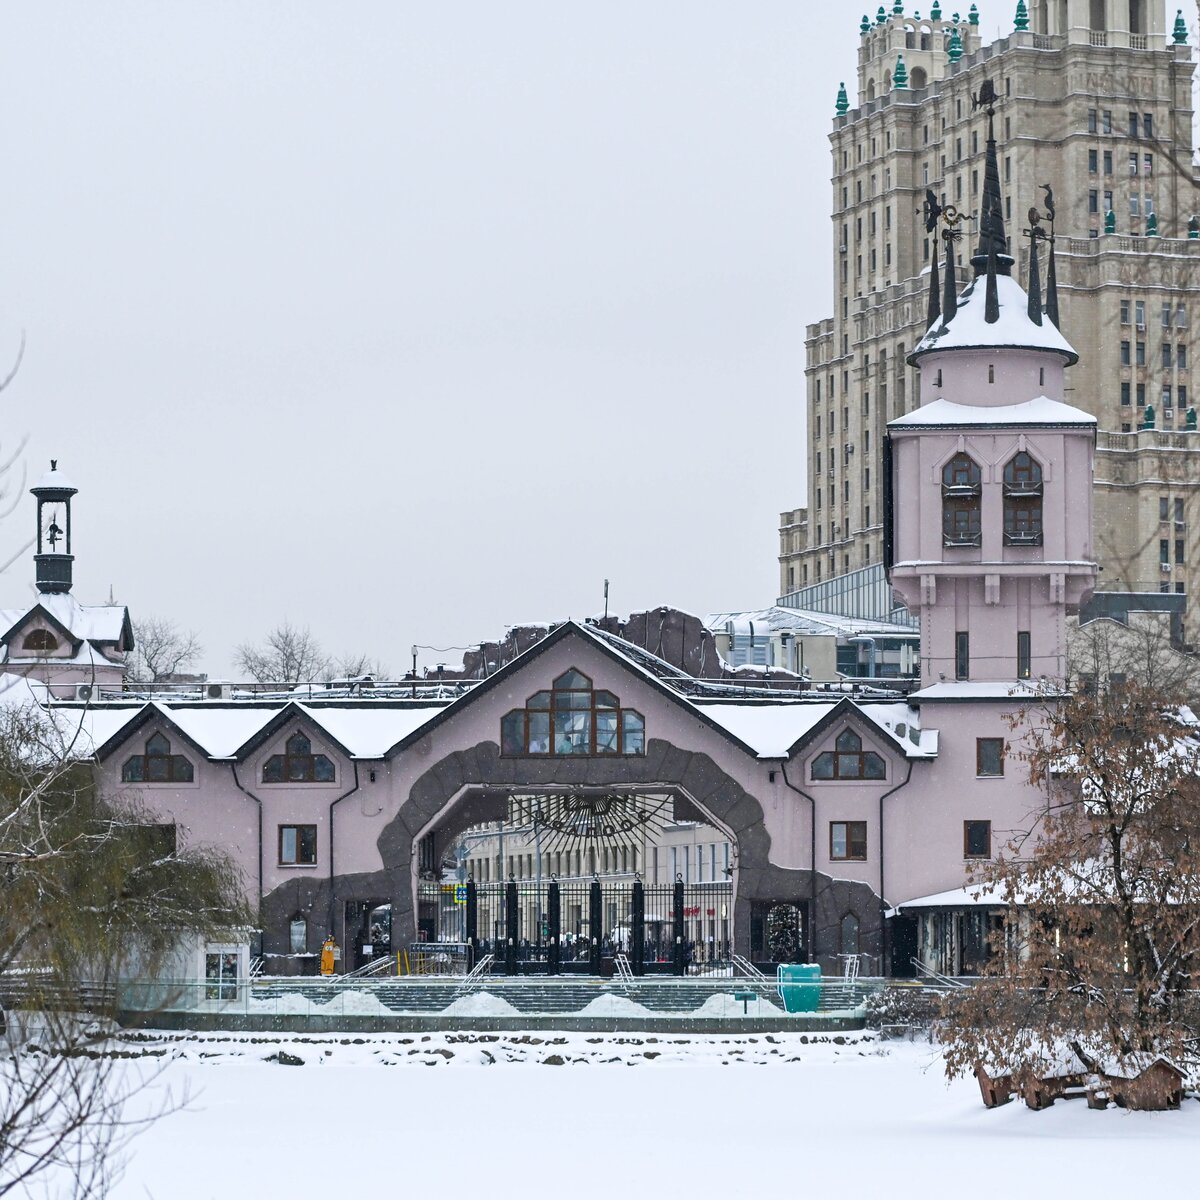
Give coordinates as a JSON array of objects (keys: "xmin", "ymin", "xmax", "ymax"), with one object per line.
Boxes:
[{"xmin": 435, "ymin": 877, "xmax": 733, "ymax": 976}]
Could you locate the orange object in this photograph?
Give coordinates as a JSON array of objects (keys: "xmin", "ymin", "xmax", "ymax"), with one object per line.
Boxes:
[{"xmin": 320, "ymin": 936, "xmax": 336, "ymax": 976}]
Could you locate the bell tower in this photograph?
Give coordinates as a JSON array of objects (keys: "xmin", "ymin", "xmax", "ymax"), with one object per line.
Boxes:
[{"xmin": 31, "ymin": 461, "xmax": 77, "ymax": 595}]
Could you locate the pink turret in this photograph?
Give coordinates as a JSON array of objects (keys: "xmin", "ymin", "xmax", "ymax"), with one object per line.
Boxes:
[{"xmin": 887, "ymin": 91, "xmax": 1097, "ymax": 689}]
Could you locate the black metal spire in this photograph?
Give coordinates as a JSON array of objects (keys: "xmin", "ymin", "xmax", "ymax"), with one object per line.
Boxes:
[
  {"xmin": 942, "ymin": 231, "xmax": 958, "ymax": 322},
  {"xmin": 923, "ymin": 188, "xmax": 942, "ymax": 326},
  {"xmin": 984, "ymin": 237, "xmax": 1000, "ymax": 323},
  {"xmin": 1042, "ymin": 184, "xmax": 1060, "ymax": 328},
  {"xmin": 1026, "ymin": 230, "xmax": 1043, "ymax": 326},
  {"xmin": 971, "ymin": 80, "xmax": 1011, "ymax": 278}
]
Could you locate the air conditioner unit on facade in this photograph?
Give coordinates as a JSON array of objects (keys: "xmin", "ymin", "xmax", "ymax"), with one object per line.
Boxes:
[
  {"xmin": 75, "ymin": 683, "xmax": 94, "ymax": 703},
  {"xmin": 1161, "ymin": 562, "xmax": 1173, "ymax": 574},
  {"xmin": 205, "ymin": 681, "xmax": 232, "ymax": 700}
]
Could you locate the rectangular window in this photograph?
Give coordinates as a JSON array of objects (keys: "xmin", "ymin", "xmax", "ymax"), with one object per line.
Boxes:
[
  {"xmin": 1160, "ymin": 538, "xmax": 1170, "ymax": 565},
  {"xmin": 1129, "ymin": 112, "xmax": 1139, "ymax": 137},
  {"xmin": 1129, "ymin": 152, "xmax": 1139, "ymax": 177},
  {"xmin": 1178, "ymin": 344, "xmax": 1187, "ymax": 369},
  {"xmin": 1175, "ymin": 498, "xmax": 1185, "ymax": 524},
  {"xmin": 1161, "ymin": 495, "xmax": 1170, "ymax": 521},
  {"xmin": 1017, "ymin": 631, "xmax": 1031, "ymax": 680},
  {"xmin": 1145, "ymin": 154, "xmax": 1153, "ymax": 177},
  {"xmin": 1163, "ymin": 302, "xmax": 1173, "ymax": 328},
  {"xmin": 1137, "ymin": 383, "xmax": 1146, "ymax": 406},
  {"xmin": 1136, "ymin": 341, "xmax": 1146, "ymax": 365},
  {"xmin": 1135, "ymin": 301, "xmax": 1145, "ymax": 328},
  {"xmin": 830, "ymin": 821, "xmax": 868, "ymax": 862},
  {"xmin": 1103, "ymin": 151, "xmax": 1113, "ymax": 174},
  {"xmin": 955, "ymin": 632, "xmax": 970, "ymax": 681},
  {"xmin": 1088, "ymin": 148, "xmax": 1098, "ymax": 172},
  {"xmin": 1120, "ymin": 300, "xmax": 1131, "ymax": 324},
  {"xmin": 976, "ymin": 738, "xmax": 1004, "ymax": 777},
  {"xmin": 1102, "ymin": 110, "xmax": 1112, "ymax": 134},
  {"xmin": 279, "ymin": 824, "xmax": 317, "ymax": 866},
  {"xmin": 1121, "ymin": 382, "xmax": 1131, "ymax": 406},
  {"xmin": 1120, "ymin": 340, "xmax": 1131, "ymax": 365},
  {"xmin": 1104, "ymin": 188, "xmax": 1113, "ymax": 211},
  {"xmin": 964, "ymin": 820, "xmax": 992, "ymax": 859},
  {"xmin": 1179, "ymin": 385, "xmax": 1188, "ymax": 407},
  {"xmin": 1088, "ymin": 108, "xmax": 1097, "ymax": 133},
  {"xmin": 1163, "ymin": 384, "xmax": 1173, "ymax": 407},
  {"xmin": 1130, "ymin": 194, "xmax": 1140, "ymax": 217},
  {"xmin": 1163, "ymin": 343, "xmax": 1173, "ymax": 370},
  {"xmin": 1088, "ymin": 189, "xmax": 1098, "ymax": 213},
  {"xmin": 1176, "ymin": 539, "xmax": 1185, "ymax": 565},
  {"xmin": 1143, "ymin": 113, "xmax": 1153, "ymax": 138}
]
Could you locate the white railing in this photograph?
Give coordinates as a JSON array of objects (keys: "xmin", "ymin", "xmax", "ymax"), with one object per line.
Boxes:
[
  {"xmin": 729, "ymin": 954, "xmax": 769, "ymax": 984},
  {"xmin": 453, "ymin": 953, "xmax": 494, "ymax": 995}
]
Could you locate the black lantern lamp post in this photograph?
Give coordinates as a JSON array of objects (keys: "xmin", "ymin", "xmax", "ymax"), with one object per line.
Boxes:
[{"xmin": 31, "ymin": 460, "xmax": 77, "ymax": 595}]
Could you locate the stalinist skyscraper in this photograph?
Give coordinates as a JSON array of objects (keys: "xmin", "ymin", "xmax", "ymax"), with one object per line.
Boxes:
[{"xmin": 780, "ymin": 1, "xmax": 1200, "ymax": 641}]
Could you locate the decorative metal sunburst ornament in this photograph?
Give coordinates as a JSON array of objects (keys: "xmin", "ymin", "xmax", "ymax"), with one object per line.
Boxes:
[{"xmin": 507, "ymin": 789, "xmax": 674, "ymax": 858}]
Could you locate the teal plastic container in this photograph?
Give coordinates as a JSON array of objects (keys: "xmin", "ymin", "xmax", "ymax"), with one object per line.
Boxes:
[{"xmin": 776, "ymin": 963, "xmax": 822, "ymax": 1013}]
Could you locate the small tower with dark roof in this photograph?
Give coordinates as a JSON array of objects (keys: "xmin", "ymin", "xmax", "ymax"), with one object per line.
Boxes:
[{"xmin": 31, "ymin": 461, "xmax": 77, "ymax": 595}]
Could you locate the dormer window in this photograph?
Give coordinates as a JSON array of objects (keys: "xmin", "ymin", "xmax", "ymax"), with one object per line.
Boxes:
[
  {"xmin": 262, "ymin": 732, "xmax": 335, "ymax": 783},
  {"xmin": 1003, "ymin": 452, "xmax": 1044, "ymax": 545},
  {"xmin": 811, "ymin": 729, "xmax": 886, "ymax": 781},
  {"xmin": 501, "ymin": 669, "xmax": 645, "ymax": 756},
  {"xmin": 942, "ymin": 454, "xmax": 982, "ymax": 546},
  {"xmin": 122, "ymin": 732, "xmax": 194, "ymax": 783},
  {"xmin": 21, "ymin": 629, "xmax": 58, "ymax": 653}
]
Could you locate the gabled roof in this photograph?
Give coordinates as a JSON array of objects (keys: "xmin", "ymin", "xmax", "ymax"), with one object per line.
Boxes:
[{"xmin": 0, "ymin": 594, "xmax": 133, "ymax": 650}]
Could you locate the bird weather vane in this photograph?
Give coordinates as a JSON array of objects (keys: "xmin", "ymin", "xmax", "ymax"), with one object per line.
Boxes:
[{"xmin": 1025, "ymin": 183, "xmax": 1057, "ymax": 242}]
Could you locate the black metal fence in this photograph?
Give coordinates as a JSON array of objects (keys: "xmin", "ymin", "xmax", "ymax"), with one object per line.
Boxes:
[{"xmin": 416, "ymin": 877, "xmax": 733, "ymax": 976}]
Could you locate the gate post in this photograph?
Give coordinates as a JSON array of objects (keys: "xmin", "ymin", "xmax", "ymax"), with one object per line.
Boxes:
[
  {"xmin": 465, "ymin": 876, "xmax": 478, "ymax": 971},
  {"xmin": 505, "ymin": 877, "xmax": 519, "ymax": 976},
  {"xmin": 589, "ymin": 876, "xmax": 603, "ymax": 975},
  {"xmin": 547, "ymin": 877, "xmax": 561, "ymax": 975},
  {"xmin": 631, "ymin": 876, "xmax": 645, "ymax": 976},
  {"xmin": 673, "ymin": 874, "xmax": 686, "ymax": 977}
]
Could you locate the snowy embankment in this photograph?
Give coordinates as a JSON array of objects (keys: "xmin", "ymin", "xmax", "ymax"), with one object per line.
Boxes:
[{"xmin": 80, "ymin": 1031, "xmax": 1197, "ymax": 1200}]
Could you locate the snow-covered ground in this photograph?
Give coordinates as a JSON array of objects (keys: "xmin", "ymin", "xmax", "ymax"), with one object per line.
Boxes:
[{"xmin": 58, "ymin": 1031, "xmax": 1199, "ymax": 1199}]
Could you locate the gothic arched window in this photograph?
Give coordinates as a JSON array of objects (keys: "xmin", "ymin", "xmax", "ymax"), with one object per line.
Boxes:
[
  {"xmin": 942, "ymin": 453, "xmax": 982, "ymax": 546},
  {"xmin": 811, "ymin": 729, "xmax": 886, "ymax": 781},
  {"xmin": 21, "ymin": 629, "xmax": 58, "ymax": 653},
  {"xmin": 122, "ymin": 732, "xmax": 194, "ymax": 783},
  {"xmin": 1003, "ymin": 452, "xmax": 1044, "ymax": 545},
  {"xmin": 500, "ymin": 669, "xmax": 645, "ymax": 756},
  {"xmin": 262, "ymin": 732, "xmax": 335, "ymax": 783}
]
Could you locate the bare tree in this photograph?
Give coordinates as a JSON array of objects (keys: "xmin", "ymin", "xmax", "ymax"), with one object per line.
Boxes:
[
  {"xmin": 0, "ymin": 701, "xmax": 250, "ymax": 1195},
  {"xmin": 330, "ymin": 651, "xmax": 390, "ymax": 680},
  {"xmin": 128, "ymin": 616, "xmax": 203, "ymax": 684},
  {"xmin": 939, "ymin": 678, "xmax": 1200, "ymax": 1094},
  {"xmin": 234, "ymin": 621, "xmax": 331, "ymax": 684}
]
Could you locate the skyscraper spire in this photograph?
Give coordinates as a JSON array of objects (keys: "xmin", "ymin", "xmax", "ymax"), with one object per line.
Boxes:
[{"xmin": 971, "ymin": 81, "xmax": 1011, "ymax": 278}]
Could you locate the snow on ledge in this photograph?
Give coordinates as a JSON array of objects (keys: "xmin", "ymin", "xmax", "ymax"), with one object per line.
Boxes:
[{"xmin": 888, "ymin": 396, "xmax": 1096, "ymax": 429}]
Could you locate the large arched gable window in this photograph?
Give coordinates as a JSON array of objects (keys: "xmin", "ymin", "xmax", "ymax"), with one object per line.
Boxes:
[
  {"xmin": 942, "ymin": 453, "xmax": 982, "ymax": 546},
  {"xmin": 262, "ymin": 732, "xmax": 336, "ymax": 783},
  {"xmin": 21, "ymin": 629, "xmax": 59, "ymax": 653},
  {"xmin": 501, "ymin": 669, "xmax": 645, "ymax": 756},
  {"xmin": 811, "ymin": 729, "xmax": 886, "ymax": 781},
  {"xmin": 1002, "ymin": 451, "xmax": 1044, "ymax": 545},
  {"xmin": 122, "ymin": 732, "xmax": 194, "ymax": 783}
]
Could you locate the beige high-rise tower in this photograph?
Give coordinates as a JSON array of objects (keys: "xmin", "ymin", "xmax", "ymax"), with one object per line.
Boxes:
[{"xmin": 780, "ymin": 0, "xmax": 1200, "ymax": 641}]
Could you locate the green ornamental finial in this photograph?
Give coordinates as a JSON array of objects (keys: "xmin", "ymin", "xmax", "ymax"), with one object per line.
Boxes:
[
  {"xmin": 1105, "ymin": 209, "xmax": 1117, "ymax": 234},
  {"xmin": 861, "ymin": 13, "xmax": 872, "ymax": 32},
  {"xmin": 1142, "ymin": 404, "xmax": 1156, "ymax": 431},
  {"xmin": 836, "ymin": 82, "xmax": 850, "ymax": 115},
  {"xmin": 877, "ymin": 5, "xmax": 887, "ymax": 23},
  {"xmin": 952, "ymin": 10, "xmax": 961, "ymax": 18},
  {"xmin": 893, "ymin": 54, "xmax": 909, "ymax": 88},
  {"xmin": 893, "ymin": 0, "xmax": 904, "ymax": 14},
  {"xmin": 947, "ymin": 27, "xmax": 963, "ymax": 60},
  {"xmin": 1187, "ymin": 407, "xmax": 1197, "ymax": 431},
  {"xmin": 931, "ymin": 0, "xmax": 942, "ymax": 16},
  {"xmin": 1014, "ymin": 0, "xmax": 1029, "ymax": 31},
  {"xmin": 1147, "ymin": 211, "xmax": 1159, "ymax": 237},
  {"xmin": 1174, "ymin": 9, "xmax": 1189, "ymax": 44},
  {"xmin": 969, "ymin": 3, "xmax": 979, "ymax": 24}
]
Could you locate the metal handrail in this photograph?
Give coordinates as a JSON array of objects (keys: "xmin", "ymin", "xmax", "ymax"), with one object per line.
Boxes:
[
  {"xmin": 454, "ymin": 953, "xmax": 495, "ymax": 995},
  {"xmin": 910, "ymin": 956, "xmax": 966, "ymax": 989},
  {"xmin": 729, "ymin": 954, "xmax": 769, "ymax": 984},
  {"xmin": 613, "ymin": 953, "xmax": 634, "ymax": 991},
  {"xmin": 341, "ymin": 955, "xmax": 396, "ymax": 981}
]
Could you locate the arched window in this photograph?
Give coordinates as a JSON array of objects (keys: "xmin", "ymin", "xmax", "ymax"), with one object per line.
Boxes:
[
  {"xmin": 811, "ymin": 729, "xmax": 886, "ymax": 780},
  {"xmin": 263, "ymin": 732, "xmax": 335, "ymax": 783},
  {"xmin": 500, "ymin": 669, "xmax": 645, "ymax": 756},
  {"xmin": 909, "ymin": 66, "xmax": 928, "ymax": 89},
  {"xmin": 122, "ymin": 732, "xmax": 194, "ymax": 783},
  {"xmin": 21, "ymin": 629, "xmax": 58, "ymax": 653},
  {"xmin": 840, "ymin": 912, "xmax": 861, "ymax": 956},
  {"xmin": 942, "ymin": 454, "xmax": 982, "ymax": 546},
  {"xmin": 1003, "ymin": 452, "xmax": 1044, "ymax": 545}
]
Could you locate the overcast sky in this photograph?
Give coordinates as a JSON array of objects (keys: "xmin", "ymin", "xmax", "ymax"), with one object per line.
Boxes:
[{"xmin": 0, "ymin": 4, "xmax": 892, "ymax": 676}]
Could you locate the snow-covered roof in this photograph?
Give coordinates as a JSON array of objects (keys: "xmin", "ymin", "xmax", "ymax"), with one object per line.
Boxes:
[
  {"xmin": 691, "ymin": 699, "xmax": 936, "ymax": 760},
  {"xmin": 293, "ymin": 705, "xmax": 446, "ymax": 759},
  {"xmin": 705, "ymin": 606, "xmax": 918, "ymax": 639},
  {"xmin": 32, "ymin": 464, "xmax": 77, "ymax": 492},
  {"xmin": 909, "ymin": 680, "xmax": 1051, "ymax": 703},
  {"xmin": 888, "ymin": 396, "xmax": 1096, "ymax": 430},
  {"xmin": 0, "ymin": 593, "xmax": 131, "ymax": 646},
  {"xmin": 911, "ymin": 272, "xmax": 1078, "ymax": 364},
  {"xmin": 886, "ymin": 883, "xmax": 1008, "ymax": 915}
]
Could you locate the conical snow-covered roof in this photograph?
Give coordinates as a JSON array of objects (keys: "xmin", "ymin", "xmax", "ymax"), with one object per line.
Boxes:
[{"xmin": 910, "ymin": 272, "xmax": 1078, "ymax": 365}]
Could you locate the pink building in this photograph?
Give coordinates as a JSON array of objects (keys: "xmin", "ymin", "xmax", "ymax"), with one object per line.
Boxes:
[{"xmin": 19, "ymin": 86, "xmax": 1095, "ymax": 980}]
